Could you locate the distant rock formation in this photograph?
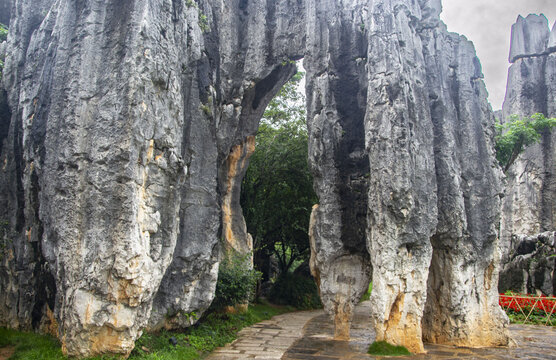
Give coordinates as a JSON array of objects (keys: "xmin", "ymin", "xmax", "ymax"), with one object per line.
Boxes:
[
  {"xmin": 499, "ymin": 232, "xmax": 555, "ymax": 296},
  {"xmin": 0, "ymin": 0, "xmax": 10, "ymax": 26},
  {"xmin": 0, "ymin": 0, "xmax": 508, "ymax": 356},
  {"xmin": 499, "ymin": 14, "xmax": 556, "ymax": 296}
]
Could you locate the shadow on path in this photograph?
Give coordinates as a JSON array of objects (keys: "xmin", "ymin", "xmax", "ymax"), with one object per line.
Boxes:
[
  {"xmin": 207, "ymin": 300, "xmax": 556, "ymax": 359},
  {"xmin": 284, "ymin": 301, "xmax": 556, "ymax": 359}
]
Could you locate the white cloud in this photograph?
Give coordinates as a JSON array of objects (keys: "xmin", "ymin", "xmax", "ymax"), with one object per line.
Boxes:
[{"xmin": 440, "ymin": 0, "xmax": 556, "ymax": 110}]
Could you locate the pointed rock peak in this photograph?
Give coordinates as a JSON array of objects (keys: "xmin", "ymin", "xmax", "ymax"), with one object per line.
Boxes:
[
  {"xmin": 419, "ymin": 0, "xmax": 442, "ymax": 19},
  {"xmin": 548, "ymin": 21, "xmax": 556, "ymax": 52},
  {"xmin": 509, "ymin": 13, "xmax": 550, "ymax": 63}
]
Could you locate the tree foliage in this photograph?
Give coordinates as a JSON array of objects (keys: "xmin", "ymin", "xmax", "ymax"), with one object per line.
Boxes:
[
  {"xmin": 0, "ymin": 23, "xmax": 7, "ymax": 79},
  {"xmin": 495, "ymin": 113, "xmax": 556, "ymax": 172},
  {"xmin": 0, "ymin": 23, "xmax": 7, "ymax": 42},
  {"xmin": 241, "ymin": 71, "xmax": 317, "ymax": 276}
]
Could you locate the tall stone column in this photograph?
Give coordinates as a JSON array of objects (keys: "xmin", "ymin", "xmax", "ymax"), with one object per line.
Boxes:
[
  {"xmin": 364, "ymin": 0, "xmax": 438, "ymax": 352},
  {"xmin": 306, "ymin": 0, "xmax": 373, "ymax": 341}
]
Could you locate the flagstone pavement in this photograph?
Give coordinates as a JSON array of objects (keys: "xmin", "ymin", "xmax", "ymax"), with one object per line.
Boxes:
[{"xmin": 206, "ymin": 301, "xmax": 556, "ymax": 359}]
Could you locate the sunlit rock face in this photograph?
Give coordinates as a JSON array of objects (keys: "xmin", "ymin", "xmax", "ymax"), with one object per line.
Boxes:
[
  {"xmin": 499, "ymin": 14, "xmax": 556, "ymax": 295},
  {"xmin": 0, "ymin": 0, "xmax": 508, "ymax": 356},
  {"xmin": 308, "ymin": 0, "xmax": 507, "ymax": 353}
]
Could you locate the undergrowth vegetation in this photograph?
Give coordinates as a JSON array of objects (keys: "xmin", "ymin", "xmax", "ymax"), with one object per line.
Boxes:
[
  {"xmin": 210, "ymin": 249, "xmax": 261, "ymax": 311},
  {"xmin": 0, "ymin": 328, "xmax": 63, "ymax": 360},
  {"xmin": 269, "ymin": 272, "xmax": 321, "ymax": 309},
  {"xmin": 0, "ymin": 23, "xmax": 7, "ymax": 79},
  {"xmin": 360, "ymin": 282, "xmax": 373, "ymax": 302}
]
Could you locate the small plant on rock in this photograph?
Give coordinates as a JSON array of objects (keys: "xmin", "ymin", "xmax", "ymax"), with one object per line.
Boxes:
[{"xmin": 368, "ymin": 341, "xmax": 411, "ymax": 356}]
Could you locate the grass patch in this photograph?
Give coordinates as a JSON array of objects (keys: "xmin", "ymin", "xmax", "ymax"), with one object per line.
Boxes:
[
  {"xmin": 506, "ymin": 312, "xmax": 556, "ymax": 326},
  {"xmin": 368, "ymin": 341, "xmax": 411, "ymax": 357},
  {"xmin": 0, "ymin": 328, "xmax": 65, "ymax": 360},
  {"xmin": 0, "ymin": 302, "xmax": 295, "ymax": 360},
  {"xmin": 360, "ymin": 282, "xmax": 372, "ymax": 302}
]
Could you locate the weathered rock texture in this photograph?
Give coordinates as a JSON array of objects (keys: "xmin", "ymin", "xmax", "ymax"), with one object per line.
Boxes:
[
  {"xmin": 499, "ymin": 14, "xmax": 556, "ymax": 273},
  {"xmin": 308, "ymin": 0, "xmax": 507, "ymax": 353},
  {"xmin": 0, "ymin": 0, "xmax": 303, "ymax": 356},
  {"xmin": 1, "ymin": 0, "xmax": 508, "ymax": 357},
  {"xmin": 305, "ymin": 0, "xmax": 373, "ymax": 342},
  {"xmin": 499, "ymin": 232, "xmax": 555, "ymax": 296}
]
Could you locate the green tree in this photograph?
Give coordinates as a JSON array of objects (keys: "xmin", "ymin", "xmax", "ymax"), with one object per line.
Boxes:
[
  {"xmin": 0, "ymin": 23, "xmax": 7, "ymax": 79},
  {"xmin": 495, "ymin": 113, "xmax": 556, "ymax": 172},
  {"xmin": 241, "ymin": 72, "xmax": 317, "ymax": 277}
]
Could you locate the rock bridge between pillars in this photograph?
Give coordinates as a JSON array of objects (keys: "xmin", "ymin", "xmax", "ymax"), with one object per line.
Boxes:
[{"xmin": 0, "ymin": 0, "xmax": 509, "ymax": 357}]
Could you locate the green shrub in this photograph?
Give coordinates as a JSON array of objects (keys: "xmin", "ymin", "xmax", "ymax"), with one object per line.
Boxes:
[
  {"xmin": 0, "ymin": 23, "xmax": 7, "ymax": 43},
  {"xmin": 211, "ymin": 250, "xmax": 261, "ymax": 310},
  {"xmin": 269, "ymin": 272, "xmax": 321, "ymax": 309},
  {"xmin": 368, "ymin": 341, "xmax": 411, "ymax": 356},
  {"xmin": 0, "ymin": 23, "xmax": 7, "ymax": 79},
  {"xmin": 495, "ymin": 113, "xmax": 556, "ymax": 171}
]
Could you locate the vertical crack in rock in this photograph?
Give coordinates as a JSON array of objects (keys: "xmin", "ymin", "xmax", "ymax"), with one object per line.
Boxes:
[{"xmin": 499, "ymin": 14, "xmax": 556, "ymax": 296}]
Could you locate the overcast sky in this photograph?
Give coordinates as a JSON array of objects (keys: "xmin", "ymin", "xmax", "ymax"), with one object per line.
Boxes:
[{"xmin": 440, "ymin": 1, "xmax": 556, "ymax": 111}]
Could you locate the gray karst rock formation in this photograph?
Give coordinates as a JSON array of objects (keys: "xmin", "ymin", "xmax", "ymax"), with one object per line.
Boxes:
[
  {"xmin": 0, "ymin": 0, "xmax": 304, "ymax": 355},
  {"xmin": 0, "ymin": 1, "xmax": 9, "ymax": 26},
  {"xmin": 498, "ymin": 14, "xmax": 556, "ymax": 295},
  {"xmin": 0, "ymin": 0, "xmax": 508, "ymax": 357},
  {"xmin": 308, "ymin": 0, "xmax": 507, "ymax": 353},
  {"xmin": 498, "ymin": 231, "xmax": 555, "ymax": 296}
]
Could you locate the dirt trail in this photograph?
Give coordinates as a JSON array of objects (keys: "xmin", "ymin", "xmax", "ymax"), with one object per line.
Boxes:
[{"xmin": 0, "ymin": 346, "xmax": 15, "ymax": 360}]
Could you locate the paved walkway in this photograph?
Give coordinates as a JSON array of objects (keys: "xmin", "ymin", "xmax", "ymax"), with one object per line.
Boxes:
[
  {"xmin": 206, "ymin": 309, "xmax": 321, "ymax": 359},
  {"xmin": 207, "ymin": 301, "xmax": 556, "ymax": 359}
]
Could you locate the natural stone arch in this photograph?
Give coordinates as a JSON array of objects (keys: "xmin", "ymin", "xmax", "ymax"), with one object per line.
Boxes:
[{"xmin": 0, "ymin": 0, "xmax": 509, "ymax": 357}]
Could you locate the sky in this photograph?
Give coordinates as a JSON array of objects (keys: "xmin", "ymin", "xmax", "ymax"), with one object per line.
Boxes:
[{"xmin": 440, "ymin": 1, "xmax": 556, "ymax": 111}]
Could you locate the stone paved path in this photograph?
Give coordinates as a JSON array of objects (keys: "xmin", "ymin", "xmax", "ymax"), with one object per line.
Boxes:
[
  {"xmin": 206, "ymin": 309, "xmax": 322, "ymax": 359},
  {"xmin": 207, "ymin": 301, "xmax": 556, "ymax": 359}
]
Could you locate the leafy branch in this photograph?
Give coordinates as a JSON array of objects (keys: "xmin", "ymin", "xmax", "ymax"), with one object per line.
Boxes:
[
  {"xmin": 495, "ymin": 113, "xmax": 556, "ymax": 172},
  {"xmin": 0, "ymin": 23, "xmax": 8, "ymax": 79}
]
